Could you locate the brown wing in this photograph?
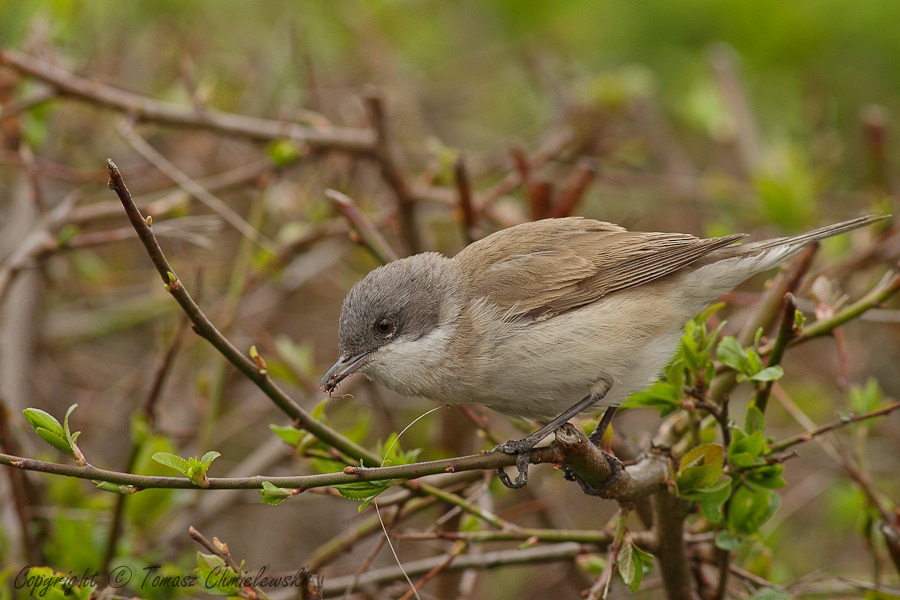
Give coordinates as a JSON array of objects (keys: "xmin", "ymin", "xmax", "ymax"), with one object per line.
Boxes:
[{"xmin": 454, "ymin": 217, "xmax": 746, "ymax": 320}]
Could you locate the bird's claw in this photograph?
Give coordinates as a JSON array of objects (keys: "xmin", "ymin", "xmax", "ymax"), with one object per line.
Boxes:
[{"xmin": 494, "ymin": 439, "xmax": 535, "ymax": 489}]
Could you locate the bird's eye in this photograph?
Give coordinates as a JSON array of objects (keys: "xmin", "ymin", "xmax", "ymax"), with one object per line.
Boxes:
[{"xmin": 375, "ymin": 318, "xmax": 395, "ymax": 336}]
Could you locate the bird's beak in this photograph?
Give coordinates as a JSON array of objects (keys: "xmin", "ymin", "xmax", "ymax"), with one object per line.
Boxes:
[{"xmin": 322, "ymin": 352, "xmax": 369, "ymax": 393}]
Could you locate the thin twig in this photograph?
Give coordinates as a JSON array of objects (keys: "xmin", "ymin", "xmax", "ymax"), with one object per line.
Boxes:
[
  {"xmin": 363, "ymin": 90, "xmax": 420, "ymax": 254},
  {"xmin": 320, "ymin": 542, "xmax": 592, "ymax": 596},
  {"xmin": 105, "ymin": 159, "xmax": 377, "ymax": 464},
  {"xmin": 769, "ymin": 401, "xmax": 900, "ymax": 454},
  {"xmin": 101, "ymin": 315, "xmax": 189, "ymax": 574},
  {"xmin": 0, "ymin": 193, "xmax": 78, "ymax": 305},
  {"xmin": 0, "ymin": 49, "xmax": 374, "ymax": 153},
  {"xmin": 117, "ymin": 120, "xmax": 277, "ymax": 253},
  {"xmin": 787, "ymin": 270, "xmax": 900, "ymax": 346},
  {"xmin": 453, "ymin": 155, "xmax": 477, "ymax": 243},
  {"xmin": 325, "ymin": 189, "xmax": 400, "ymax": 264},
  {"xmin": 548, "ymin": 158, "xmax": 597, "ymax": 218},
  {"xmin": 753, "ymin": 293, "xmax": 798, "ymax": 414},
  {"xmin": 399, "ymin": 540, "xmax": 467, "ymax": 600}
]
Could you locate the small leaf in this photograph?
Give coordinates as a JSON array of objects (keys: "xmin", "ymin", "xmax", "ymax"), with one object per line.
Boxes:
[
  {"xmin": 716, "ymin": 337, "xmax": 748, "ymax": 372},
  {"xmin": 617, "ymin": 540, "xmax": 635, "ymax": 587},
  {"xmin": 728, "ymin": 487, "xmax": 781, "ymax": 534},
  {"xmin": 729, "ymin": 430, "xmax": 767, "ymax": 459},
  {"xmin": 749, "ymin": 366, "xmax": 784, "ymax": 382},
  {"xmin": 194, "ymin": 552, "xmax": 239, "ymax": 596},
  {"xmin": 746, "ymin": 465, "xmax": 786, "ymax": 489},
  {"xmin": 23, "ymin": 408, "xmax": 65, "ymax": 439},
  {"xmin": 715, "ymin": 530, "xmax": 744, "ymax": 551},
  {"xmin": 696, "ymin": 479, "xmax": 732, "ymax": 523},
  {"xmin": 259, "ymin": 481, "xmax": 292, "ymax": 505},
  {"xmin": 676, "ymin": 444, "xmax": 724, "ymax": 493},
  {"xmin": 94, "ymin": 481, "xmax": 137, "ymax": 494},
  {"xmin": 35, "ymin": 427, "xmax": 73, "ymax": 456},
  {"xmin": 267, "ymin": 139, "xmax": 302, "ymax": 167},
  {"xmin": 200, "ymin": 451, "xmax": 221, "ymax": 466},
  {"xmin": 335, "ymin": 480, "xmax": 392, "ymax": 510},
  {"xmin": 270, "ymin": 424, "xmax": 304, "ymax": 446},
  {"xmin": 745, "ymin": 404, "xmax": 766, "ymax": 434},
  {"xmin": 152, "ymin": 452, "xmax": 191, "ymax": 476},
  {"xmin": 848, "ymin": 378, "xmax": 883, "ymax": 414},
  {"xmin": 624, "ymin": 381, "xmax": 681, "ymax": 415}
]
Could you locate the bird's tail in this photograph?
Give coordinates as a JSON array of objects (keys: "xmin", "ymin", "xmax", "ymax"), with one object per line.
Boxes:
[
  {"xmin": 685, "ymin": 213, "xmax": 888, "ymax": 301},
  {"xmin": 747, "ymin": 213, "xmax": 888, "ymax": 253}
]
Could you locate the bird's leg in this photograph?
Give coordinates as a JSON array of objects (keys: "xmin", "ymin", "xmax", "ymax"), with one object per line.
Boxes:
[
  {"xmin": 587, "ymin": 405, "xmax": 618, "ymax": 447},
  {"xmin": 495, "ymin": 378, "xmax": 613, "ymax": 489}
]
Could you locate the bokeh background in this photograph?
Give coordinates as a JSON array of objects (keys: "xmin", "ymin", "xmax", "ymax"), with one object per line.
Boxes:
[{"xmin": 1, "ymin": 2, "xmax": 898, "ymax": 598}]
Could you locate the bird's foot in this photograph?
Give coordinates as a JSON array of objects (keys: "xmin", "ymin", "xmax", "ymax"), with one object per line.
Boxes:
[
  {"xmin": 493, "ymin": 438, "xmax": 536, "ymax": 489},
  {"xmin": 562, "ymin": 451, "xmax": 624, "ymax": 496}
]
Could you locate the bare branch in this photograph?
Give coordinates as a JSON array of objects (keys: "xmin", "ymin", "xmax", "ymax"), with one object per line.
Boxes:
[{"xmin": 0, "ymin": 49, "xmax": 374, "ymax": 153}]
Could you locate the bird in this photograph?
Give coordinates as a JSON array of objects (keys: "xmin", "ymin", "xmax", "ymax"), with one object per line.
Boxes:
[{"xmin": 323, "ymin": 214, "xmax": 884, "ymax": 488}]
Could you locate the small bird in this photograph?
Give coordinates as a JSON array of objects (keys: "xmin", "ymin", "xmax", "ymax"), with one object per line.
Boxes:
[{"xmin": 323, "ymin": 214, "xmax": 883, "ymax": 487}]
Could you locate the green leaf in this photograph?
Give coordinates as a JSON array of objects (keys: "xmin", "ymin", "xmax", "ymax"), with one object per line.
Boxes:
[
  {"xmin": 676, "ymin": 443, "xmax": 724, "ymax": 493},
  {"xmin": 728, "ymin": 486, "xmax": 781, "ymax": 534},
  {"xmin": 745, "ymin": 404, "xmax": 766, "ymax": 434},
  {"xmin": 715, "ymin": 530, "xmax": 744, "ymax": 551},
  {"xmin": 270, "ymin": 424, "xmax": 304, "ymax": 446},
  {"xmin": 335, "ymin": 480, "xmax": 393, "ymax": 510},
  {"xmin": 623, "ymin": 381, "xmax": 681, "ymax": 415},
  {"xmin": 696, "ymin": 479, "xmax": 732, "ymax": 523},
  {"xmin": 15, "ymin": 567, "xmax": 96, "ymax": 600},
  {"xmin": 716, "ymin": 337, "xmax": 748, "ymax": 372},
  {"xmin": 266, "ymin": 139, "xmax": 302, "ymax": 167},
  {"xmin": 259, "ymin": 481, "xmax": 293, "ymax": 505},
  {"xmin": 194, "ymin": 552, "xmax": 239, "ymax": 596},
  {"xmin": 23, "ymin": 408, "xmax": 65, "ymax": 438},
  {"xmin": 617, "ymin": 539, "xmax": 636, "ymax": 589},
  {"xmin": 151, "ymin": 452, "xmax": 191, "ymax": 476},
  {"xmin": 745, "ymin": 464, "xmax": 786, "ymax": 489},
  {"xmin": 848, "ymin": 377, "xmax": 883, "ymax": 414},
  {"xmin": 94, "ymin": 481, "xmax": 137, "ymax": 494},
  {"xmin": 749, "ymin": 366, "xmax": 784, "ymax": 382},
  {"xmin": 745, "ymin": 349, "xmax": 764, "ymax": 374},
  {"xmin": 34, "ymin": 426, "xmax": 74, "ymax": 457},
  {"xmin": 200, "ymin": 451, "xmax": 221, "ymax": 465},
  {"xmin": 617, "ymin": 540, "xmax": 653, "ymax": 592},
  {"xmin": 729, "ymin": 429, "xmax": 768, "ymax": 460}
]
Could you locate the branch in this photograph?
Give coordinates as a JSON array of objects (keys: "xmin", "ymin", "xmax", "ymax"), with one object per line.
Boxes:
[
  {"xmin": 453, "ymin": 154, "xmax": 477, "ymax": 243},
  {"xmin": 105, "ymin": 159, "xmax": 377, "ymax": 466},
  {"xmin": 0, "ymin": 447, "xmax": 533, "ymax": 490},
  {"xmin": 788, "ymin": 270, "xmax": 900, "ymax": 345},
  {"xmin": 324, "ymin": 189, "xmax": 400, "ymax": 264},
  {"xmin": 319, "ymin": 542, "xmax": 593, "ymax": 596},
  {"xmin": 117, "ymin": 120, "xmax": 277, "ymax": 253},
  {"xmin": 0, "ymin": 49, "xmax": 374, "ymax": 153},
  {"xmin": 768, "ymin": 401, "xmax": 900, "ymax": 454},
  {"xmin": 654, "ymin": 490, "xmax": 699, "ymax": 600},
  {"xmin": 753, "ymin": 293, "xmax": 798, "ymax": 414},
  {"xmin": 363, "ymin": 90, "xmax": 420, "ymax": 254}
]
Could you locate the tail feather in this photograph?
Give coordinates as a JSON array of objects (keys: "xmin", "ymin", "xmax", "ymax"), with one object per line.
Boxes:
[
  {"xmin": 686, "ymin": 213, "xmax": 889, "ymax": 300},
  {"xmin": 747, "ymin": 213, "xmax": 888, "ymax": 252}
]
